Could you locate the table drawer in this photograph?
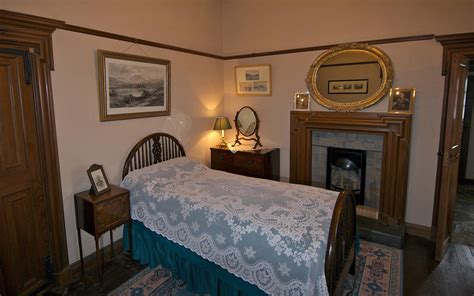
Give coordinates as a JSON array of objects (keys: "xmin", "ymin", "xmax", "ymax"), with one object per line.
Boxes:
[
  {"xmin": 233, "ymin": 153, "xmax": 264, "ymax": 176},
  {"xmin": 96, "ymin": 194, "xmax": 130, "ymax": 235},
  {"xmin": 211, "ymin": 149, "xmax": 234, "ymax": 171}
]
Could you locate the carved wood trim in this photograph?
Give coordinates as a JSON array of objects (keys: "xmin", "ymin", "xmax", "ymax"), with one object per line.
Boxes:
[
  {"xmin": 0, "ymin": 9, "xmax": 65, "ymax": 70},
  {"xmin": 0, "ymin": 9, "xmax": 69, "ymax": 281},
  {"xmin": 290, "ymin": 111, "xmax": 412, "ymax": 224},
  {"xmin": 436, "ymin": 33, "xmax": 474, "ymax": 75},
  {"xmin": 432, "ymin": 33, "xmax": 474, "ymax": 241},
  {"xmin": 0, "ymin": 9, "xmax": 446, "ymax": 63}
]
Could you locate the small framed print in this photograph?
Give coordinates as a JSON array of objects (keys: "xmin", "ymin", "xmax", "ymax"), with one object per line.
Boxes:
[
  {"xmin": 294, "ymin": 92, "xmax": 311, "ymax": 110},
  {"xmin": 388, "ymin": 88, "xmax": 416, "ymax": 114},
  {"xmin": 328, "ymin": 79, "xmax": 369, "ymax": 94},
  {"xmin": 87, "ymin": 164, "xmax": 111, "ymax": 195},
  {"xmin": 235, "ymin": 64, "xmax": 272, "ymax": 96}
]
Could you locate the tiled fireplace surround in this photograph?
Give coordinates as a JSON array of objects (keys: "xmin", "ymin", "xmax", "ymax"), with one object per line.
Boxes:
[{"xmin": 311, "ymin": 131, "xmax": 383, "ymax": 212}]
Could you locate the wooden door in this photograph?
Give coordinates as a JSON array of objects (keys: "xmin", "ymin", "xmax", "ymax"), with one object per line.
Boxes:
[
  {"xmin": 0, "ymin": 47, "xmax": 52, "ymax": 294},
  {"xmin": 435, "ymin": 54, "xmax": 470, "ymax": 260}
]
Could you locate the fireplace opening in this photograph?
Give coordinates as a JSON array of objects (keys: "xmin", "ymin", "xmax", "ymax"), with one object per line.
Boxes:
[{"xmin": 326, "ymin": 147, "xmax": 367, "ymax": 205}]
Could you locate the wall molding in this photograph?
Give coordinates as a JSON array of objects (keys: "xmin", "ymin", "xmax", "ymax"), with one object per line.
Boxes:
[
  {"xmin": 1, "ymin": 9, "xmax": 465, "ymax": 61},
  {"xmin": 223, "ymin": 34, "xmax": 435, "ymax": 60},
  {"xmin": 406, "ymin": 222, "xmax": 433, "ymax": 240},
  {"xmin": 58, "ymin": 23, "xmax": 222, "ymax": 60}
]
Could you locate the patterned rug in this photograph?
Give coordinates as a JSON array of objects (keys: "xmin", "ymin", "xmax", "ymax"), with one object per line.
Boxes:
[
  {"xmin": 345, "ymin": 241, "xmax": 402, "ymax": 296},
  {"xmin": 109, "ymin": 241, "xmax": 402, "ymax": 296}
]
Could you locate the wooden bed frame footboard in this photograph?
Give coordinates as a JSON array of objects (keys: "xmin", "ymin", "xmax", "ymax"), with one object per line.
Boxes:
[
  {"xmin": 122, "ymin": 133, "xmax": 356, "ymax": 295},
  {"xmin": 325, "ymin": 190, "xmax": 357, "ymax": 296}
]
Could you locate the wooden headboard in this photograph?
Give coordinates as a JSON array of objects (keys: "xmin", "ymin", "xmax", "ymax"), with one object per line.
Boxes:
[{"xmin": 122, "ymin": 133, "xmax": 186, "ymax": 179}]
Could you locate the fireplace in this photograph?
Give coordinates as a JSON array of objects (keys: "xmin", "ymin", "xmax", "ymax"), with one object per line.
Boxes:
[
  {"xmin": 290, "ymin": 112, "xmax": 412, "ymax": 223},
  {"xmin": 326, "ymin": 147, "xmax": 366, "ymax": 205}
]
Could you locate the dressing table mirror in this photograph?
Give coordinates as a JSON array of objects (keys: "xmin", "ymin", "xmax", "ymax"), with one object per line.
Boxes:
[
  {"xmin": 306, "ymin": 43, "xmax": 394, "ymax": 112},
  {"xmin": 233, "ymin": 106, "xmax": 262, "ymax": 149}
]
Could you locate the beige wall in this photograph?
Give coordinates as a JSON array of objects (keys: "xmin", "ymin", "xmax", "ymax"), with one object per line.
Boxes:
[
  {"xmin": 222, "ymin": 0, "xmax": 474, "ymax": 55},
  {"xmin": 3, "ymin": 0, "xmax": 222, "ymax": 54},
  {"xmin": 2, "ymin": 0, "xmax": 224, "ymax": 264},
  {"xmin": 221, "ymin": 0, "xmax": 474, "ymax": 228}
]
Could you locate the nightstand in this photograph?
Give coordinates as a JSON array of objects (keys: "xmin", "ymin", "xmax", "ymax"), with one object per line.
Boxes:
[
  {"xmin": 74, "ymin": 185, "xmax": 132, "ymax": 287},
  {"xmin": 210, "ymin": 147, "xmax": 280, "ymax": 180}
]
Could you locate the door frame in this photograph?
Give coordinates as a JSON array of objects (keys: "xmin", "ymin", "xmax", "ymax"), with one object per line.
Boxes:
[
  {"xmin": 0, "ymin": 10, "xmax": 69, "ymax": 283},
  {"xmin": 432, "ymin": 33, "xmax": 474, "ymax": 258}
]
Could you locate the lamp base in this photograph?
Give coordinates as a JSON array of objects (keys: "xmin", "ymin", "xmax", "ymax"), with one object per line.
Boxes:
[{"xmin": 218, "ymin": 136, "xmax": 228, "ymax": 148}]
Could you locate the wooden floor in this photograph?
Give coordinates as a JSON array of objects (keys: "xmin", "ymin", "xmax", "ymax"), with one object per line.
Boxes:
[
  {"xmin": 47, "ymin": 236, "xmax": 474, "ymax": 295},
  {"xmin": 44, "ymin": 253, "xmax": 143, "ymax": 295},
  {"xmin": 404, "ymin": 235, "xmax": 474, "ymax": 296}
]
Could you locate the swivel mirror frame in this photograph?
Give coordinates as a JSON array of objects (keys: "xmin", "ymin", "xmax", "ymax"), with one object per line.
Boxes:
[
  {"xmin": 233, "ymin": 106, "xmax": 263, "ymax": 149},
  {"xmin": 305, "ymin": 43, "xmax": 394, "ymax": 112}
]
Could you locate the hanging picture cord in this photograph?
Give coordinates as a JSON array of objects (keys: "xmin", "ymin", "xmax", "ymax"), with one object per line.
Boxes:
[{"xmin": 121, "ymin": 38, "xmax": 150, "ymax": 57}]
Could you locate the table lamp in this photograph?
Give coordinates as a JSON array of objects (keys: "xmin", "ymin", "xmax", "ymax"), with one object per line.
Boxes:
[{"xmin": 213, "ymin": 116, "xmax": 232, "ymax": 147}]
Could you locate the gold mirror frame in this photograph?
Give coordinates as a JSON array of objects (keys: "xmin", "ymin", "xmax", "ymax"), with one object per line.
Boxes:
[{"xmin": 306, "ymin": 43, "xmax": 394, "ymax": 112}]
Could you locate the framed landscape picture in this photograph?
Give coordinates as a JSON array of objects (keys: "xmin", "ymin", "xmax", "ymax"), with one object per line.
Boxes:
[
  {"xmin": 97, "ymin": 50, "xmax": 170, "ymax": 121},
  {"xmin": 235, "ymin": 64, "xmax": 271, "ymax": 96}
]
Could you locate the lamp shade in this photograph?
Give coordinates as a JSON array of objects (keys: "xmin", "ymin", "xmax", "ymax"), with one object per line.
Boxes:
[{"xmin": 213, "ymin": 116, "xmax": 232, "ymax": 130}]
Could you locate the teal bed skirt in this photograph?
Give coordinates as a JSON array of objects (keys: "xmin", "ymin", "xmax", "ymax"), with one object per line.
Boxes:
[{"xmin": 123, "ymin": 220, "xmax": 266, "ymax": 296}]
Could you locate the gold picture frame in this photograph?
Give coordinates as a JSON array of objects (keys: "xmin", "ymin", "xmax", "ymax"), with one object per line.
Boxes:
[
  {"xmin": 388, "ymin": 88, "xmax": 416, "ymax": 114},
  {"xmin": 294, "ymin": 92, "xmax": 311, "ymax": 110},
  {"xmin": 235, "ymin": 64, "xmax": 272, "ymax": 96},
  {"xmin": 306, "ymin": 43, "xmax": 394, "ymax": 112},
  {"xmin": 97, "ymin": 50, "xmax": 170, "ymax": 121}
]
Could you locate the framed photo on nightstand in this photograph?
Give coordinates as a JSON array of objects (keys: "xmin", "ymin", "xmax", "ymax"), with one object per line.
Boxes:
[{"xmin": 87, "ymin": 164, "xmax": 111, "ymax": 195}]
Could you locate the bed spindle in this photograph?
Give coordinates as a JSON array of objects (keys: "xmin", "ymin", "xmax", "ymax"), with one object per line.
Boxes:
[{"xmin": 122, "ymin": 133, "xmax": 186, "ymax": 180}]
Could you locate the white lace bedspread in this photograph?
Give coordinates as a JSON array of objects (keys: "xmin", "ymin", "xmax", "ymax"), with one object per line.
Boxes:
[{"xmin": 121, "ymin": 157, "xmax": 339, "ymax": 295}]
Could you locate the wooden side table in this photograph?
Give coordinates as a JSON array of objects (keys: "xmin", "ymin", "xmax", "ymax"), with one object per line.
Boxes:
[
  {"xmin": 74, "ymin": 185, "xmax": 132, "ymax": 287},
  {"xmin": 210, "ymin": 147, "xmax": 280, "ymax": 181}
]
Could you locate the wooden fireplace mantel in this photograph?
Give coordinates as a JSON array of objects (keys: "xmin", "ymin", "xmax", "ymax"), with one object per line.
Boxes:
[{"xmin": 290, "ymin": 111, "xmax": 412, "ymax": 224}]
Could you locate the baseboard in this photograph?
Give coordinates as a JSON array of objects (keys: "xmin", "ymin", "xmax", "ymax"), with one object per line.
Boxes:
[
  {"xmin": 406, "ymin": 222, "xmax": 432, "ymax": 240},
  {"xmin": 55, "ymin": 239, "xmax": 124, "ymax": 287}
]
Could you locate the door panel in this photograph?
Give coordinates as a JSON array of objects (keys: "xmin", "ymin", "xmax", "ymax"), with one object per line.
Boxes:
[
  {"xmin": 0, "ymin": 57, "xmax": 26, "ymax": 173},
  {"xmin": 435, "ymin": 54, "xmax": 469, "ymax": 260},
  {"xmin": 0, "ymin": 50, "xmax": 51, "ymax": 295}
]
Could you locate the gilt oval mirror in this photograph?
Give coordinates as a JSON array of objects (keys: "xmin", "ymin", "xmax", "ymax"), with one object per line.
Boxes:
[{"xmin": 306, "ymin": 43, "xmax": 394, "ymax": 112}]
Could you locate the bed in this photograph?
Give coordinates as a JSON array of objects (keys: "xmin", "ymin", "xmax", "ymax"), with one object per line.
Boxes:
[{"xmin": 121, "ymin": 133, "xmax": 356, "ymax": 296}]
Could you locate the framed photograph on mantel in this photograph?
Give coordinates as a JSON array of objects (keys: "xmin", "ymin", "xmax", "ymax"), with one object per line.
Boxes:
[
  {"xmin": 388, "ymin": 88, "xmax": 416, "ymax": 114},
  {"xmin": 294, "ymin": 92, "xmax": 311, "ymax": 110},
  {"xmin": 235, "ymin": 64, "xmax": 272, "ymax": 96},
  {"xmin": 97, "ymin": 50, "xmax": 170, "ymax": 121}
]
